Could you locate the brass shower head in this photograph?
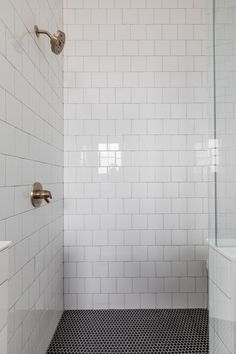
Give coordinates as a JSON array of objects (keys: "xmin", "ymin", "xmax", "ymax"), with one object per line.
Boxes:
[{"xmin": 34, "ymin": 25, "xmax": 65, "ymax": 55}]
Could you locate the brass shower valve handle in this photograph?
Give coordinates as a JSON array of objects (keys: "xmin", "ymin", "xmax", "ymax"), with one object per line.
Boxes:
[
  {"xmin": 31, "ymin": 182, "xmax": 52, "ymax": 207},
  {"xmin": 33, "ymin": 190, "xmax": 52, "ymax": 203}
]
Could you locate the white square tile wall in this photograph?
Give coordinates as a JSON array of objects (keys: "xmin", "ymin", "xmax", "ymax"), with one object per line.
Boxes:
[
  {"xmin": 209, "ymin": 242, "xmax": 236, "ymax": 354},
  {"xmin": 0, "ymin": 245, "xmax": 10, "ymax": 354},
  {"xmin": 0, "ymin": 1, "xmax": 64, "ymax": 353},
  {"xmin": 64, "ymin": 0, "xmax": 209, "ymax": 309}
]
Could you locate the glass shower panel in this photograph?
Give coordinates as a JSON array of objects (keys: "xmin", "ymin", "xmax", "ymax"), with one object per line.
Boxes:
[{"xmin": 214, "ymin": 0, "xmax": 236, "ymax": 246}]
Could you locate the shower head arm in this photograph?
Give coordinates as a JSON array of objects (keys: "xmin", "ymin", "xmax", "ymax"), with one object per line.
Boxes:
[
  {"xmin": 34, "ymin": 26, "xmax": 52, "ymax": 39},
  {"xmin": 34, "ymin": 25, "xmax": 65, "ymax": 55}
]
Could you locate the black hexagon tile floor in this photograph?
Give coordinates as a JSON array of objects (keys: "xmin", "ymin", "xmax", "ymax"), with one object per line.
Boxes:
[{"xmin": 47, "ymin": 309, "xmax": 208, "ymax": 354}]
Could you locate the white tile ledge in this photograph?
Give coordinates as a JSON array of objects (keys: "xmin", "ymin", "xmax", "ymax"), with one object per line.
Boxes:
[
  {"xmin": 208, "ymin": 239, "xmax": 236, "ymax": 261},
  {"xmin": 0, "ymin": 241, "xmax": 12, "ymax": 252}
]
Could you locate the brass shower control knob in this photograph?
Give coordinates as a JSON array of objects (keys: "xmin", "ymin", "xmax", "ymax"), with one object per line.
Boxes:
[{"xmin": 31, "ymin": 182, "xmax": 52, "ymax": 207}]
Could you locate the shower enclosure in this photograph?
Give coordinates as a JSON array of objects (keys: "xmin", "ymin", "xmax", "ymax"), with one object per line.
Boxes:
[{"xmin": 209, "ymin": 0, "xmax": 236, "ymax": 352}]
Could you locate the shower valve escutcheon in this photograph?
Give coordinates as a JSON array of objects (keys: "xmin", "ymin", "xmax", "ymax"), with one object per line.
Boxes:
[{"xmin": 31, "ymin": 182, "xmax": 52, "ymax": 207}]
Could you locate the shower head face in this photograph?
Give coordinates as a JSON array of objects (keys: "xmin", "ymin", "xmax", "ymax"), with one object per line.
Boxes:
[
  {"xmin": 34, "ymin": 26, "xmax": 66, "ymax": 55},
  {"xmin": 50, "ymin": 30, "xmax": 65, "ymax": 55}
]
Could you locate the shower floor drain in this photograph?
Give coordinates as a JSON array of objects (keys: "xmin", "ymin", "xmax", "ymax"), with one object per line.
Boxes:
[{"xmin": 47, "ymin": 308, "xmax": 208, "ymax": 354}]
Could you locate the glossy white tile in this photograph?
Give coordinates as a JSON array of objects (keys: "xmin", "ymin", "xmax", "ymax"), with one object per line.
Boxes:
[{"xmin": 62, "ymin": 0, "xmax": 209, "ymax": 310}]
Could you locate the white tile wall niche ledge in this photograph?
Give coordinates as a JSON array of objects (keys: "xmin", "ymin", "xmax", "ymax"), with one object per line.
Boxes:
[
  {"xmin": 0, "ymin": 241, "xmax": 12, "ymax": 252},
  {"xmin": 209, "ymin": 239, "xmax": 236, "ymax": 353},
  {"xmin": 211, "ymin": 239, "xmax": 236, "ymax": 252}
]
